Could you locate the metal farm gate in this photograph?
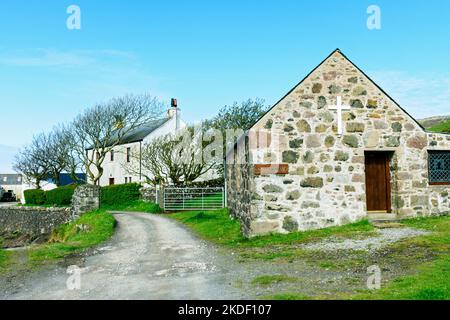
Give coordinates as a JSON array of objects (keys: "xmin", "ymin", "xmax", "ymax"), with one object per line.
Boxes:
[{"xmin": 163, "ymin": 187, "xmax": 225, "ymax": 211}]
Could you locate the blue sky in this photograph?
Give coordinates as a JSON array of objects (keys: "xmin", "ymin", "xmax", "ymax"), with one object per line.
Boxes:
[{"xmin": 0, "ymin": 0, "xmax": 450, "ymax": 157}]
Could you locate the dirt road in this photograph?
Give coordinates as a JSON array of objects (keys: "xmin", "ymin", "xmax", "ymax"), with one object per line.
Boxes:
[{"xmin": 1, "ymin": 212, "xmax": 252, "ymax": 300}]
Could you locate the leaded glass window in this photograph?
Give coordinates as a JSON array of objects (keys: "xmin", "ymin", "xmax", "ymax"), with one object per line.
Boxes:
[{"xmin": 428, "ymin": 151, "xmax": 450, "ymax": 184}]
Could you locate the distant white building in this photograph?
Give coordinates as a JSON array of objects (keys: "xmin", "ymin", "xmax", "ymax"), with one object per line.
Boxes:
[
  {"xmin": 0, "ymin": 174, "xmax": 22, "ymax": 200},
  {"xmin": 87, "ymin": 99, "xmax": 186, "ymax": 186}
]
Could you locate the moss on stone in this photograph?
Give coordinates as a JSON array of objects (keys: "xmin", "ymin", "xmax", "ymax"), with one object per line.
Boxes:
[
  {"xmin": 300, "ymin": 177, "xmax": 324, "ymax": 188},
  {"xmin": 282, "ymin": 150, "xmax": 299, "ymax": 164},
  {"xmin": 342, "ymin": 135, "xmax": 359, "ymax": 148}
]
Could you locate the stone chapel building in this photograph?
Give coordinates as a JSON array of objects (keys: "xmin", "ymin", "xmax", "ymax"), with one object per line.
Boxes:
[{"xmin": 225, "ymin": 49, "xmax": 450, "ymax": 238}]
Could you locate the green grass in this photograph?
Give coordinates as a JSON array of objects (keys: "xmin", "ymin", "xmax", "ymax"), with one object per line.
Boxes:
[
  {"xmin": 262, "ymin": 293, "xmax": 311, "ymax": 300},
  {"xmin": 169, "ymin": 209, "xmax": 375, "ymax": 248},
  {"xmin": 354, "ymin": 215, "xmax": 450, "ymax": 300},
  {"xmin": 252, "ymin": 275, "xmax": 299, "ymax": 286},
  {"xmin": 0, "ymin": 249, "xmax": 11, "ymax": 272},
  {"xmin": 100, "ymin": 200, "xmax": 162, "ymax": 213},
  {"xmin": 170, "ymin": 209, "xmax": 245, "ymax": 245},
  {"xmin": 356, "ymin": 254, "xmax": 449, "ymax": 300},
  {"xmin": 429, "ymin": 119, "xmax": 450, "ymax": 133},
  {"xmin": 170, "ymin": 209, "xmax": 450, "ymax": 300},
  {"xmin": 28, "ymin": 209, "xmax": 116, "ymax": 266}
]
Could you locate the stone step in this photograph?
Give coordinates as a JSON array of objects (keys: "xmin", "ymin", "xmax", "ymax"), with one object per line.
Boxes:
[
  {"xmin": 368, "ymin": 213, "xmax": 404, "ymax": 228},
  {"xmin": 367, "ymin": 213, "xmax": 398, "ymax": 221},
  {"xmin": 370, "ymin": 221, "xmax": 404, "ymax": 229}
]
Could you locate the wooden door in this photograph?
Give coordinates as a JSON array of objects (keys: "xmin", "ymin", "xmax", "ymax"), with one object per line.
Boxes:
[{"xmin": 364, "ymin": 152, "xmax": 391, "ymax": 212}]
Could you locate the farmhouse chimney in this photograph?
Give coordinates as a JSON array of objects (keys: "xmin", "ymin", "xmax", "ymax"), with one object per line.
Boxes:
[{"xmin": 167, "ymin": 98, "xmax": 181, "ymax": 131}]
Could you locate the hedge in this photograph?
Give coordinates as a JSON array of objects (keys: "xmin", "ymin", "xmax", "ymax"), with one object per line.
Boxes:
[
  {"xmin": 24, "ymin": 185, "xmax": 77, "ymax": 206},
  {"xmin": 101, "ymin": 183, "xmax": 141, "ymax": 205},
  {"xmin": 24, "ymin": 189, "xmax": 46, "ymax": 205},
  {"xmin": 46, "ymin": 184, "xmax": 77, "ymax": 206}
]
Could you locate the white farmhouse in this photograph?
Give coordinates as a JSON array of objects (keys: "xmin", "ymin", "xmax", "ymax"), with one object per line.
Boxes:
[{"xmin": 87, "ymin": 99, "xmax": 186, "ymax": 186}]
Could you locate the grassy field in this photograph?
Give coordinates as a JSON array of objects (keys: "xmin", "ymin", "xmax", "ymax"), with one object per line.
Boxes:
[
  {"xmin": 100, "ymin": 200, "xmax": 162, "ymax": 213},
  {"xmin": 429, "ymin": 119, "xmax": 450, "ymax": 133},
  {"xmin": 169, "ymin": 209, "xmax": 450, "ymax": 300},
  {"xmin": 165, "ymin": 192, "xmax": 224, "ymax": 210}
]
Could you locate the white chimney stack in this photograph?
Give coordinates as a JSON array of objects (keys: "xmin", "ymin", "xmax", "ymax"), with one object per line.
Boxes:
[{"xmin": 167, "ymin": 98, "xmax": 180, "ymax": 131}]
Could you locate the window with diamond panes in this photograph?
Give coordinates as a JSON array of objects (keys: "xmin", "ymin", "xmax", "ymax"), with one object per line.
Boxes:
[{"xmin": 428, "ymin": 151, "xmax": 450, "ymax": 184}]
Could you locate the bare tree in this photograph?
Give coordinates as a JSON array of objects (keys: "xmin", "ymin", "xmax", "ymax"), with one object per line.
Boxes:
[
  {"xmin": 125, "ymin": 125, "xmax": 218, "ymax": 186},
  {"xmin": 69, "ymin": 93, "xmax": 163, "ymax": 185},
  {"xmin": 40, "ymin": 127, "xmax": 75, "ymax": 187},
  {"xmin": 13, "ymin": 135, "xmax": 50, "ymax": 189}
]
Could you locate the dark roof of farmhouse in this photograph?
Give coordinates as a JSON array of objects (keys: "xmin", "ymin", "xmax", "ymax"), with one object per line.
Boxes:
[
  {"xmin": 0, "ymin": 174, "xmax": 22, "ymax": 186},
  {"xmin": 86, "ymin": 117, "xmax": 170, "ymax": 150},
  {"xmin": 225, "ymin": 48, "xmax": 433, "ymax": 157}
]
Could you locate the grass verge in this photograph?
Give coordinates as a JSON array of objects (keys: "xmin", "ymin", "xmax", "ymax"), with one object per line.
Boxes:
[
  {"xmin": 28, "ymin": 209, "xmax": 116, "ymax": 267},
  {"xmin": 263, "ymin": 293, "xmax": 311, "ymax": 300},
  {"xmin": 169, "ymin": 209, "xmax": 375, "ymax": 247},
  {"xmin": 0, "ymin": 249, "xmax": 11, "ymax": 272},
  {"xmin": 354, "ymin": 215, "xmax": 450, "ymax": 300}
]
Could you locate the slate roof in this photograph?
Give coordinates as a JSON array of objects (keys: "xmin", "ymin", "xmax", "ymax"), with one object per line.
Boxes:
[
  {"xmin": 46, "ymin": 173, "xmax": 87, "ymax": 186},
  {"xmin": 86, "ymin": 118, "xmax": 170, "ymax": 150},
  {"xmin": 0, "ymin": 174, "xmax": 22, "ymax": 185}
]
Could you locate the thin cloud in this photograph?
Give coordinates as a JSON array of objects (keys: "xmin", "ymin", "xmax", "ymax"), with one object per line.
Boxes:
[
  {"xmin": 369, "ymin": 70, "xmax": 450, "ymax": 118},
  {"xmin": 0, "ymin": 48, "xmax": 136, "ymax": 68}
]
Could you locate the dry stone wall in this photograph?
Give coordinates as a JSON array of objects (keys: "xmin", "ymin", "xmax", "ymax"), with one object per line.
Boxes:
[{"xmin": 0, "ymin": 206, "xmax": 72, "ymax": 247}]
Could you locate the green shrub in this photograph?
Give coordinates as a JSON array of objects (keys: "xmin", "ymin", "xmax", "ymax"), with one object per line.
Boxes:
[
  {"xmin": 45, "ymin": 184, "xmax": 77, "ymax": 206},
  {"xmin": 24, "ymin": 189, "xmax": 46, "ymax": 205},
  {"xmin": 101, "ymin": 183, "xmax": 141, "ymax": 206}
]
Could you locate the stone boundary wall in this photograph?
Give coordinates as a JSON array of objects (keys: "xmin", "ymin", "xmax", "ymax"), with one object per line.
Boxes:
[
  {"xmin": 71, "ymin": 184, "xmax": 100, "ymax": 218},
  {"xmin": 140, "ymin": 186, "xmax": 156, "ymax": 203},
  {"xmin": 0, "ymin": 206, "xmax": 72, "ymax": 248}
]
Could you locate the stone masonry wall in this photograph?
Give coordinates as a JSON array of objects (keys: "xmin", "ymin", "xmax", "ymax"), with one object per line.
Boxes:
[
  {"xmin": 140, "ymin": 186, "xmax": 156, "ymax": 203},
  {"xmin": 227, "ymin": 50, "xmax": 450, "ymax": 237},
  {"xmin": 0, "ymin": 206, "xmax": 72, "ymax": 247},
  {"xmin": 226, "ymin": 137, "xmax": 260, "ymax": 237},
  {"xmin": 71, "ymin": 184, "xmax": 100, "ymax": 218}
]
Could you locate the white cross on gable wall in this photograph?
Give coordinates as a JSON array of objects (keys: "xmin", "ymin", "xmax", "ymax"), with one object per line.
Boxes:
[{"xmin": 328, "ymin": 96, "xmax": 351, "ymax": 135}]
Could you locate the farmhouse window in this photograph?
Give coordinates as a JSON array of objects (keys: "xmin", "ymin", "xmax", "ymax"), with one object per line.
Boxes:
[
  {"xmin": 127, "ymin": 147, "xmax": 131, "ymax": 162},
  {"xmin": 110, "ymin": 150, "xmax": 114, "ymax": 161},
  {"xmin": 428, "ymin": 151, "xmax": 450, "ymax": 185}
]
